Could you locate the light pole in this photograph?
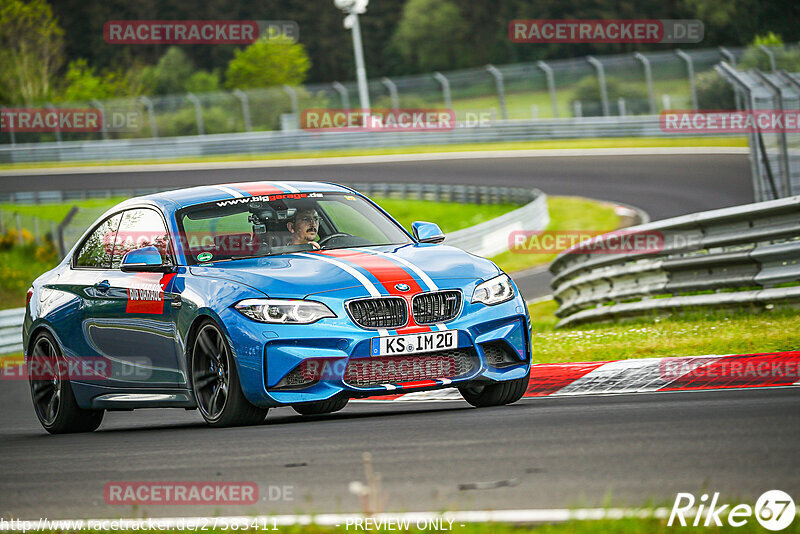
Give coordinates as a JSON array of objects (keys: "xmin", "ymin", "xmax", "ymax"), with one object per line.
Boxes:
[{"xmin": 334, "ymin": 0, "xmax": 370, "ymax": 114}]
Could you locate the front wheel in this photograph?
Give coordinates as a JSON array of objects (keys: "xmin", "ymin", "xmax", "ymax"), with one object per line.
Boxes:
[
  {"xmin": 190, "ymin": 321, "xmax": 268, "ymax": 427},
  {"xmin": 28, "ymin": 331, "xmax": 104, "ymax": 434},
  {"xmin": 458, "ymin": 370, "xmax": 530, "ymax": 408}
]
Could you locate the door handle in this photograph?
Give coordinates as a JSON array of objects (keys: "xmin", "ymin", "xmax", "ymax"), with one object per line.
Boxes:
[{"xmin": 94, "ymin": 280, "xmax": 111, "ymax": 293}]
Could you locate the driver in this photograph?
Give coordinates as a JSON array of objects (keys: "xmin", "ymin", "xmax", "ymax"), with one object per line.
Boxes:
[{"xmin": 287, "ymin": 207, "xmax": 321, "ymax": 249}]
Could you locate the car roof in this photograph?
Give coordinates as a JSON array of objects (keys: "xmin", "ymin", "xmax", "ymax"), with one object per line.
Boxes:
[{"xmin": 124, "ymin": 181, "xmax": 356, "ymax": 211}]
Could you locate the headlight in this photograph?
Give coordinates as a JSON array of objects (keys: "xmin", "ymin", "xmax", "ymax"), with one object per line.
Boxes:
[
  {"xmin": 471, "ymin": 274, "xmax": 515, "ymax": 305},
  {"xmin": 234, "ymin": 299, "xmax": 336, "ymax": 324}
]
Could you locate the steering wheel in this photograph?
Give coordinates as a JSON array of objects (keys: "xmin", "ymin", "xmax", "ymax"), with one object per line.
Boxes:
[{"xmin": 317, "ymin": 233, "xmax": 352, "ymax": 247}]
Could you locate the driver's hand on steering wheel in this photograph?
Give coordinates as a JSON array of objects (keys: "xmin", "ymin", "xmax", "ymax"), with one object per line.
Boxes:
[{"xmin": 310, "ymin": 241, "xmax": 321, "ymax": 250}]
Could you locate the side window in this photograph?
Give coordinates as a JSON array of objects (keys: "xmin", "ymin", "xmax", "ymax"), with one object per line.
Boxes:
[
  {"xmin": 75, "ymin": 214, "xmax": 123, "ymax": 269},
  {"xmin": 112, "ymin": 208, "xmax": 172, "ymax": 269}
]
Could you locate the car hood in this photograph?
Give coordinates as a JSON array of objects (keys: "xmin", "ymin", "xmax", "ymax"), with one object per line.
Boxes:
[{"xmin": 188, "ymin": 244, "xmax": 500, "ymax": 299}]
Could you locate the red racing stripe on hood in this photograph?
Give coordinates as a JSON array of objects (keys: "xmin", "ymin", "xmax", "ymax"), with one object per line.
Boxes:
[{"xmin": 320, "ymin": 249, "xmax": 432, "ymax": 334}]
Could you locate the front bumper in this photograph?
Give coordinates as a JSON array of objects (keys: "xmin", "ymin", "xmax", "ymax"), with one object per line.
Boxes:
[{"xmin": 222, "ymin": 292, "xmax": 531, "ymax": 408}]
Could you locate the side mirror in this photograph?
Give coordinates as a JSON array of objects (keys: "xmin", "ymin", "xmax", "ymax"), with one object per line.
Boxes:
[
  {"xmin": 121, "ymin": 246, "xmax": 171, "ymax": 273},
  {"xmin": 411, "ymin": 221, "xmax": 445, "ymax": 244}
]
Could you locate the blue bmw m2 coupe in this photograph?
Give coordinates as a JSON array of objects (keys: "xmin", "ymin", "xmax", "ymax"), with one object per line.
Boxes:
[{"xmin": 24, "ymin": 181, "xmax": 531, "ymax": 433}]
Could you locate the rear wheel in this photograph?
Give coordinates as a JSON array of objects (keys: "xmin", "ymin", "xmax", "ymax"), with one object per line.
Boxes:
[
  {"xmin": 190, "ymin": 321, "xmax": 268, "ymax": 427},
  {"xmin": 292, "ymin": 397, "xmax": 348, "ymax": 416},
  {"xmin": 458, "ymin": 370, "xmax": 530, "ymax": 408},
  {"xmin": 28, "ymin": 331, "xmax": 104, "ymax": 434}
]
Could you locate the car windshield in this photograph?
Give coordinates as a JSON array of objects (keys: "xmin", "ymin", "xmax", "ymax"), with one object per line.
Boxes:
[{"xmin": 178, "ymin": 192, "xmax": 413, "ymax": 264}]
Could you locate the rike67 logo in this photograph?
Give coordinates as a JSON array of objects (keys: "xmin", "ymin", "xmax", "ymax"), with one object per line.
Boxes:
[{"xmin": 668, "ymin": 490, "xmax": 796, "ymax": 530}]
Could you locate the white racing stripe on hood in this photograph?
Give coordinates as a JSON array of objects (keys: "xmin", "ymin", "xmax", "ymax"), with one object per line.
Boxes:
[
  {"xmin": 362, "ymin": 247, "xmax": 448, "ymax": 331},
  {"xmin": 295, "ymin": 252, "xmax": 389, "ymax": 336}
]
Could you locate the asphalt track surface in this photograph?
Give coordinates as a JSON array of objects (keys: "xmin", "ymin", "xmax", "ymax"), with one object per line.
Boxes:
[
  {"xmin": 2, "ymin": 152, "xmax": 783, "ymax": 520},
  {"xmin": 0, "ymin": 153, "xmax": 754, "ymax": 300}
]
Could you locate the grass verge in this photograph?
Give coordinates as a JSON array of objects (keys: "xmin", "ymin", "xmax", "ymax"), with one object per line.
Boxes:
[
  {"xmin": 490, "ymin": 196, "xmax": 619, "ymax": 274},
  {"xmin": 0, "ymin": 136, "xmax": 746, "ymax": 171},
  {"xmin": 528, "ymin": 299, "xmax": 800, "ymax": 365}
]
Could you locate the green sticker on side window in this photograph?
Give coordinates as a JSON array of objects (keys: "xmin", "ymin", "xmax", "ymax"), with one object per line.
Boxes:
[{"xmin": 197, "ymin": 252, "xmax": 213, "ymax": 262}]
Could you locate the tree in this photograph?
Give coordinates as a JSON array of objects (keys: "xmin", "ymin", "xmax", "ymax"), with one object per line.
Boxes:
[
  {"xmin": 0, "ymin": 0, "xmax": 64, "ymax": 104},
  {"xmin": 390, "ymin": 0, "xmax": 469, "ymax": 73},
  {"xmin": 58, "ymin": 59, "xmax": 132, "ymax": 102},
  {"xmin": 224, "ymin": 34, "xmax": 310, "ymax": 89}
]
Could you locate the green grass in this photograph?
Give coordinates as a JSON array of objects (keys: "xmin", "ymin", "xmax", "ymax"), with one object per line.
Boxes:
[
  {"xmin": 0, "ymin": 244, "xmax": 56, "ymax": 309},
  {"xmin": 490, "ymin": 196, "xmax": 620, "ymax": 273},
  {"xmin": 528, "ymin": 299, "xmax": 800, "ymax": 365},
  {"xmin": 0, "ymin": 136, "xmax": 746, "ymax": 171},
  {"xmin": 0, "ymin": 197, "xmax": 127, "ymax": 228},
  {"xmin": 379, "ymin": 197, "xmax": 517, "ymax": 234}
]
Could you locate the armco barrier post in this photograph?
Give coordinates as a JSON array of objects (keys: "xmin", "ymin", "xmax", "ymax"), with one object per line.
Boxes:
[
  {"xmin": 759, "ymin": 45, "xmax": 777, "ymax": 72},
  {"xmin": 586, "ymin": 56, "xmax": 610, "ymax": 117},
  {"xmin": 536, "ymin": 60, "xmax": 559, "ymax": 118},
  {"xmin": 433, "ymin": 72, "xmax": 452, "ymax": 110},
  {"xmin": 634, "ymin": 52, "xmax": 657, "ymax": 114},
  {"xmin": 283, "ymin": 85, "xmax": 299, "ymax": 121},
  {"xmin": 485, "ymin": 65, "xmax": 508, "ymax": 120}
]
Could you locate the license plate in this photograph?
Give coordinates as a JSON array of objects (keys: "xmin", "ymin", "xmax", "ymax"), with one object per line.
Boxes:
[{"xmin": 370, "ymin": 330, "xmax": 457, "ymax": 357}]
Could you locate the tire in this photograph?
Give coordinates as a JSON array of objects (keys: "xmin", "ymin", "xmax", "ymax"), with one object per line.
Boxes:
[
  {"xmin": 458, "ymin": 369, "xmax": 530, "ymax": 408},
  {"xmin": 28, "ymin": 331, "xmax": 104, "ymax": 434},
  {"xmin": 190, "ymin": 320, "xmax": 269, "ymax": 427},
  {"xmin": 292, "ymin": 397, "xmax": 349, "ymax": 416}
]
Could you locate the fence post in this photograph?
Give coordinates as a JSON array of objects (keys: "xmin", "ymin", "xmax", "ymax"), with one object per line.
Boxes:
[
  {"xmin": 586, "ymin": 56, "xmax": 609, "ymax": 117},
  {"xmin": 573, "ymin": 101, "xmax": 582, "ymax": 118},
  {"xmin": 56, "ymin": 206, "xmax": 79, "ymax": 259},
  {"xmin": 91, "ymin": 99, "xmax": 109, "ymax": 140},
  {"xmin": 50, "ymin": 220, "xmax": 57, "ymax": 248},
  {"xmin": 0, "ymin": 209, "xmax": 4, "ymax": 234},
  {"xmin": 536, "ymin": 61, "xmax": 559, "ymax": 118},
  {"xmin": 759, "ymin": 45, "xmax": 777, "ymax": 72},
  {"xmin": 485, "ymin": 65, "xmax": 508, "ymax": 120},
  {"xmin": 45, "ymin": 103, "xmax": 62, "ymax": 144},
  {"xmin": 433, "ymin": 72, "xmax": 452, "ymax": 110},
  {"xmin": 618, "ymin": 98, "xmax": 626, "ymax": 117},
  {"xmin": 8, "ymin": 126, "xmax": 14, "ymax": 146},
  {"xmin": 332, "ymin": 82, "xmax": 350, "ymax": 109},
  {"xmin": 381, "ymin": 77, "xmax": 399, "ymax": 111},
  {"xmin": 33, "ymin": 217, "xmax": 40, "ymax": 244},
  {"xmin": 675, "ymin": 50, "xmax": 698, "ymax": 110},
  {"xmin": 716, "ymin": 62, "xmax": 764, "ymax": 201},
  {"xmin": 186, "ymin": 93, "xmax": 205, "ymax": 135},
  {"xmin": 138, "ymin": 96, "xmax": 158, "ymax": 138},
  {"xmin": 634, "ymin": 52, "xmax": 656, "ymax": 114},
  {"xmin": 232, "ymin": 90, "xmax": 252, "ymax": 132},
  {"xmin": 15, "ymin": 213, "xmax": 23, "ymax": 245},
  {"xmin": 754, "ymin": 70, "xmax": 792, "ymax": 196}
]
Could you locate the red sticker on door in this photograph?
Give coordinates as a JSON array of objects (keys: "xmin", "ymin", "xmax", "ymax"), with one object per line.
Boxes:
[{"xmin": 126, "ymin": 273, "xmax": 176, "ymax": 314}]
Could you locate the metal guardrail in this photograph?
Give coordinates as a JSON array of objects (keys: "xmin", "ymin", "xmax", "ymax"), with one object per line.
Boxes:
[
  {"xmin": 0, "ymin": 116, "xmax": 738, "ymax": 164},
  {"xmin": 0, "ymin": 308, "xmax": 25, "ymax": 355},
  {"xmin": 550, "ymin": 195, "xmax": 800, "ymax": 327}
]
